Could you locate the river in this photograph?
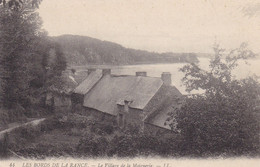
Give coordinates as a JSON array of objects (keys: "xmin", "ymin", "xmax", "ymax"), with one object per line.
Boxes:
[{"xmin": 73, "ymin": 58, "xmax": 260, "ymax": 94}]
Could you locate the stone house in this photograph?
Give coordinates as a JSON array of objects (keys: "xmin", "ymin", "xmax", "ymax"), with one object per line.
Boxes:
[
  {"xmin": 71, "ymin": 69, "xmax": 183, "ymax": 133},
  {"xmin": 46, "ymin": 69, "xmax": 89, "ymax": 110}
]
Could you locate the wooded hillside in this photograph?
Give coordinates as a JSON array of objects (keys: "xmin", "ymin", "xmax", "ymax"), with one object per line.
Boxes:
[{"xmin": 53, "ymin": 35, "xmax": 199, "ymax": 65}]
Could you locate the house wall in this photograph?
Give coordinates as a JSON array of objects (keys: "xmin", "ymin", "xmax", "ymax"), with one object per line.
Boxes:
[
  {"xmin": 77, "ymin": 106, "xmax": 117, "ymax": 125},
  {"xmin": 71, "ymin": 93, "xmax": 84, "ymax": 105},
  {"xmin": 53, "ymin": 94, "xmax": 71, "ymax": 107},
  {"xmin": 116, "ymin": 105, "xmax": 146, "ymax": 130},
  {"xmin": 71, "ymin": 93, "xmax": 85, "ymax": 111},
  {"xmin": 46, "ymin": 92, "xmax": 71, "ymax": 109},
  {"xmin": 144, "ymin": 84, "xmax": 177, "ymax": 114}
]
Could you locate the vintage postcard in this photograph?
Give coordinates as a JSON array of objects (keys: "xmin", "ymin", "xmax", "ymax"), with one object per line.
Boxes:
[{"xmin": 0, "ymin": 0, "xmax": 259, "ymax": 166}]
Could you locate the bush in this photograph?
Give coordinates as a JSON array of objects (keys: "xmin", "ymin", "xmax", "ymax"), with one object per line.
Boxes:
[
  {"xmin": 66, "ymin": 113, "xmax": 90, "ymax": 129},
  {"xmin": 0, "ymin": 110, "xmax": 9, "ymax": 129},
  {"xmin": 40, "ymin": 117, "xmax": 61, "ymax": 132},
  {"xmin": 0, "ymin": 106, "xmax": 27, "ymax": 124},
  {"xmin": 40, "ymin": 114, "xmax": 74, "ymax": 132},
  {"xmin": 24, "ymin": 105, "xmax": 52, "ymax": 118},
  {"xmin": 76, "ymin": 135, "xmax": 109, "ymax": 157},
  {"xmin": 100, "ymin": 124, "xmax": 114, "ymax": 135},
  {"xmin": 11, "ymin": 124, "xmax": 41, "ymax": 143},
  {"xmin": 90, "ymin": 121, "xmax": 115, "ymax": 135},
  {"xmin": 0, "ymin": 133, "xmax": 9, "ymax": 158},
  {"xmin": 109, "ymin": 134, "xmax": 138, "ymax": 157},
  {"xmin": 134, "ymin": 135, "xmax": 161, "ymax": 156}
]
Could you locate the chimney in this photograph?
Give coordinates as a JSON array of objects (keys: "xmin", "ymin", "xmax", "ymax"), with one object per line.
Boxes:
[
  {"xmin": 102, "ymin": 68, "xmax": 111, "ymax": 75},
  {"xmin": 123, "ymin": 99, "xmax": 132, "ymax": 113},
  {"xmin": 87, "ymin": 68, "xmax": 96, "ymax": 75},
  {"xmin": 136, "ymin": 71, "xmax": 147, "ymax": 77},
  {"xmin": 161, "ymin": 72, "xmax": 172, "ymax": 85}
]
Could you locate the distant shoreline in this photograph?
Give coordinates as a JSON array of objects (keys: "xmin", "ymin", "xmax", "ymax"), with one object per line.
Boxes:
[
  {"xmin": 68, "ymin": 61, "xmax": 193, "ymax": 69},
  {"xmin": 54, "ymin": 35, "xmax": 199, "ymax": 67}
]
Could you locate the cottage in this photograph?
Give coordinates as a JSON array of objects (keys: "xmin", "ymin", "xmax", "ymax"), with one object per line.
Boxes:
[
  {"xmin": 46, "ymin": 69, "xmax": 89, "ymax": 110},
  {"xmin": 71, "ymin": 69, "xmax": 183, "ymax": 133}
]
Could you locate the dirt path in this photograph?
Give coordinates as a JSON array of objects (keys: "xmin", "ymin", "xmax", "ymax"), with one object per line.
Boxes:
[{"xmin": 0, "ymin": 118, "xmax": 45, "ymax": 139}]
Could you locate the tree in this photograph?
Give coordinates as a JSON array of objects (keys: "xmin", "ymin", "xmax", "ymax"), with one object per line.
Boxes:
[
  {"xmin": 28, "ymin": 37, "xmax": 67, "ymax": 108},
  {"xmin": 169, "ymin": 43, "xmax": 260, "ymax": 156},
  {"xmin": 0, "ymin": 0, "xmax": 42, "ymax": 9},
  {"xmin": 0, "ymin": 0, "xmax": 66, "ymax": 111},
  {"xmin": 0, "ymin": 1, "xmax": 45, "ymax": 109}
]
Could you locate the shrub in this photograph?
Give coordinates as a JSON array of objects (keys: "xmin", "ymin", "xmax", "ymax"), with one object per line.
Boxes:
[
  {"xmin": 0, "ymin": 133, "xmax": 9, "ymax": 158},
  {"xmin": 90, "ymin": 121, "xmax": 115, "ymax": 135},
  {"xmin": 76, "ymin": 135, "xmax": 109, "ymax": 157},
  {"xmin": 40, "ymin": 117, "xmax": 61, "ymax": 132},
  {"xmin": 66, "ymin": 113, "xmax": 90, "ymax": 129},
  {"xmin": 0, "ymin": 110, "xmax": 9, "ymax": 129},
  {"xmin": 109, "ymin": 134, "xmax": 138, "ymax": 157}
]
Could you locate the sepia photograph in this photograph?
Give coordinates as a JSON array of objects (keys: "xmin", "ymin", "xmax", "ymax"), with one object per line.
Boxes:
[{"xmin": 0, "ymin": 0, "xmax": 260, "ymax": 166}]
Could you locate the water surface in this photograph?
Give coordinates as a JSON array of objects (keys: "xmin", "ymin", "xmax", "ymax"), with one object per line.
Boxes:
[{"xmin": 73, "ymin": 58, "xmax": 260, "ymax": 94}]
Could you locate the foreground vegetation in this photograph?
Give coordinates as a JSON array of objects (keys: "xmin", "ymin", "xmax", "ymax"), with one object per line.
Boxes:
[
  {"xmin": 167, "ymin": 43, "xmax": 260, "ymax": 157},
  {"xmin": 1, "ymin": 112, "xmax": 258, "ymax": 159}
]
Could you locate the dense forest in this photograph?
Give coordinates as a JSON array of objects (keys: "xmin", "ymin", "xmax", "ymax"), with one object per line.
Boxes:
[{"xmin": 53, "ymin": 35, "xmax": 199, "ymax": 65}]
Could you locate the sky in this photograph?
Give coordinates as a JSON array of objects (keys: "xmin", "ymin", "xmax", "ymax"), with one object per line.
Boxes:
[{"xmin": 38, "ymin": 0, "xmax": 260, "ymax": 53}]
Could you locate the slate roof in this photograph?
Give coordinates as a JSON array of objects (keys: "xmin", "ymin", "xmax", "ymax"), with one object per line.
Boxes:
[
  {"xmin": 73, "ymin": 70, "xmax": 89, "ymax": 84},
  {"xmin": 144, "ymin": 85, "xmax": 183, "ymax": 130},
  {"xmin": 50, "ymin": 70, "xmax": 90, "ymax": 94},
  {"xmin": 82, "ymin": 74, "xmax": 163, "ymax": 115},
  {"xmin": 73, "ymin": 70, "xmax": 103, "ymax": 95},
  {"xmin": 145, "ymin": 106, "xmax": 173, "ymax": 130}
]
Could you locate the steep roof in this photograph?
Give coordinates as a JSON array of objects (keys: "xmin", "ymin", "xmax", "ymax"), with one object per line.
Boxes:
[
  {"xmin": 73, "ymin": 70, "xmax": 103, "ymax": 95},
  {"xmin": 50, "ymin": 69, "xmax": 90, "ymax": 94},
  {"xmin": 144, "ymin": 85, "xmax": 183, "ymax": 130},
  {"xmin": 73, "ymin": 70, "xmax": 89, "ymax": 84},
  {"xmin": 83, "ymin": 75, "xmax": 163, "ymax": 115},
  {"xmin": 145, "ymin": 105, "xmax": 173, "ymax": 130}
]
